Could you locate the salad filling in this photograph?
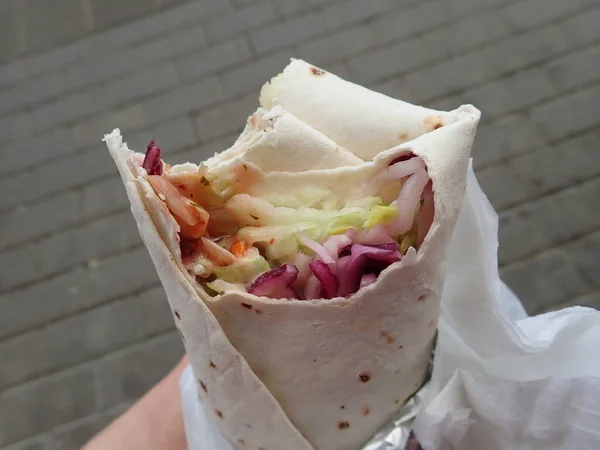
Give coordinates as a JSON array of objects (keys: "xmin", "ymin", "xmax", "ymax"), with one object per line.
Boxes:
[{"xmin": 141, "ymin": 142, "xmax": 434, "ymax": 300}]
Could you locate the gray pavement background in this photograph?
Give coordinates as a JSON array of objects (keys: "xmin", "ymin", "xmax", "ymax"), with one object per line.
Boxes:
[{"xmin": 1, "ymin": 0, "xmax": 599, "ymax": 448}]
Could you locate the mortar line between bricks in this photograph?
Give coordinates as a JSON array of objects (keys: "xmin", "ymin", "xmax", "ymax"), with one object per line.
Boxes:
[
  {"xmin": 0, "ymin": 243, "xmax": 143, "ymax": 296},
  {"xmin": 0, "ymin": 329, "xmax": 178, "ymax": 399},
  {"xmin": 500, "ymin": 225, "xmax": 600, "ymax": 271},
  {"xmin": 363, "ymin": 3, "xmax": 600, "ymax": 101},
  {"xmin": 0, "ymin": 280, "xmax": 160, "ymax": 342},
  {"xmin": 0, "ymin": 142, "xmax": 201, "ymax": 217}
]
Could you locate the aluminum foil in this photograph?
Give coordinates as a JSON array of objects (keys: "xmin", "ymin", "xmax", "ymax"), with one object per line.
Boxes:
[{"xmin": 360, "ymin": 348, "xmax": 434, "ymax": 450}]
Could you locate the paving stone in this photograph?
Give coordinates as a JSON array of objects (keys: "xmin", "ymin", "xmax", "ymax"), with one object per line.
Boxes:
[
  {"xmin": 47, "ymin": 407, "xmax": 121, "ymax": 450},
  {"xmin": 0, "ymin": 367, "xmax": 96, "ymax": 446},
  {"xmin": 174, "ymin": 38, "xmax": 252, "ymax": 82},
  {"xmin": 249, "ymin": 12, "xmax": 326, "ymax": 54},
  {"xmin": 461, "ymin": 68, "xmax": 556, "ymax": 120},
  {"xmin": 2, "ymin": 436, "xmax": 50, "ymax": 450},
  {"xmin": 89, "ymin": 0, "xmax": 156, "ymax": 29},
  {"xmin": 0, "ymin": 290, "xmax": 174, "ymax": 390},
  {"xmin": 477, "ymin": 129, "xmax": 600, "ymax": 210},
  {"xmin": 321, "ymin": 0, "xmax": 397, "ymax": 30},
  {"xmin": 501, "ymin": 0, "xmax": 587, "ymax": 31},
  {"xmin": 0, "ymin": 129, "xmax": 75, "ymax": 175},
  {"xmin": 545, "ymin": 43, "xmax": 600, "ymax": 91},
  {"xmin": 560, "ymin": 6, "xmax": 600, "ymax": 47},
  {"xmin": 21, "ymin": 0, "xmax": 86, "ymax": 54},
  {"xmin": 471, "ymin": 114, "xmax": 545, "ymax": 170},
  {"xmin": 193, "ymin": 94, "xmax": 257, "ymax": 142},
  {"xmin": 531, "ymin": 84, "xmax": 600, "ymax": 141},
  {"xmin": 0, "ymin": 251, "xmax": 160, "ymax": 341},
  {"xmin": 204, "ymin": 1, "xmax": 277, "ymax": 42},
  {"xmin": 501, "ymin": 247, "xmax": 593, "ymax": 314},
  {"xmin": 95, "ymin": 332, "xmax": 183, "ymax": 409},
  {"xmin": 498, "ymin": 177, "xmax": 600, "ymax": 265}
]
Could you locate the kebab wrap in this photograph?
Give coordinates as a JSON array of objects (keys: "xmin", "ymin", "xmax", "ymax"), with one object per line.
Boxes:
[{"xmin": 105, "ymin": 59, "xmax": 480, "ymax": 450}]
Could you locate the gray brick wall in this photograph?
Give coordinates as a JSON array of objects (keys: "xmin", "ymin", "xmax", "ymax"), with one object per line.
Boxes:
[{"xmin": 1, "ymin": 0, "xmax": 599, "ymax": 448}]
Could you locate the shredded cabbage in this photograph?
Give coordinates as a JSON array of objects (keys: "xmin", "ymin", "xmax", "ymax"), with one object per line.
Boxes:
[
  {"xmin": 363, "ymin": 205, "xmax": 398, "ymax": 229},
  {"xmin": 207, "ymin": 279, "xmax": 246, "ymax": 294},
  {"xmin": 237, "ymin": 223, "xmax": 317, "ymax": 261},
  {"xmin": 213, "ymin": 254, "xmax": 271, "ymax": 284}
]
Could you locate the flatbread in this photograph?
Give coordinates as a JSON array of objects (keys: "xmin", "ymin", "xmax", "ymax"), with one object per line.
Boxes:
[{"xmin": 105, "ymin": 59, "xmax": 480, "ymax": 450}]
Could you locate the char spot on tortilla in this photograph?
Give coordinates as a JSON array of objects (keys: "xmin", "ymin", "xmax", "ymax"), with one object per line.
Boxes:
[
  {"xmin": 340, "ymin": 405, "xmax": 345, "ymax": 410},
  {"xmin": 210, "ymin": 361, "xmax": 217, "ymax": 369},
  {"xmin": 237, "ymin": 438, "xmax": 246, "ymax": 445},
  {"xmin": 423, "ymin": 115, "xmax": 445, "ymax": 132},
  {"xmin": 241, "ymin": 302, "xmax": 253, "ymax": 310},
  {"xmin": 358, "ymin": 372, "xmax": 371, "ymax": 383},
  {"xmin": 361, "ymin": 405, "xmax": 371, "ymax": 416},
  {"xmin": 395, "ymin": 399, "xmax": 401, "ymax": 405},
  {"xmin": 398, "ymin": 344, "xmax": 404, "ymax": 349},
  {"xmin": 310, "ymin": 66, "xmax": 326, "ymax": 76},
  {"xmin": 418, "ymin": 294, "xmax": 427, "ymax": 301},
  {"xmin": 338, "ymin": 421, "xmax": 350, "ymax": 430},
  {"xmin": 199, "ymin": 380, "xmax": 208, "ymax": 393},
  {"xmin": 215, "ymin": 409, "xmax": 224, "ymax": 419},
  {"xmin": 174, "ymin": 310, "xmax": 181, "ymax": 319},
  {"xmin": 398, "ymin": 132, "xmax": 409, "ymax": 142},
  {"xmin": 380, "ymin": 330, "xmax": 394, "ymax": 344},
  {"xmin": 255, "ymin": 308, "xmax": 263, "ymax": 314}
]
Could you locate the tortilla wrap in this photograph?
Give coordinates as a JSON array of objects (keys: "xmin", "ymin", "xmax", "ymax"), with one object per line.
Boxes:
[{"xmin": 105, "ymin": 59, "xmax": 480, "ymax": 450}]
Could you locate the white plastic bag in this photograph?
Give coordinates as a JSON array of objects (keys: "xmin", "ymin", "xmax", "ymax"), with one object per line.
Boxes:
[{"xmin": 180, "ymin": 163, "xmax": 600, "ymax": 450}]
